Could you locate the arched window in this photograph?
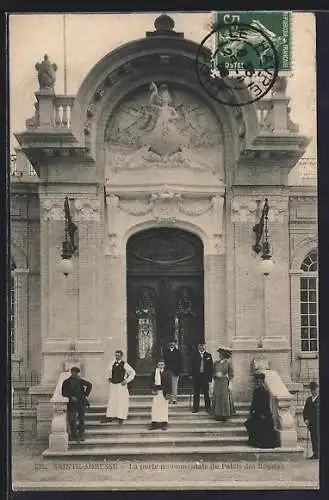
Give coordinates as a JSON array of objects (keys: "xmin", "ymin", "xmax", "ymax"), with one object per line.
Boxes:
[
  {"xmin": 10, "ymin": 260, "xmax": 16, "ymax": 354},
  {"xmin": 300, "ymin": 250, "xmax": 318, "ymax": 352}
]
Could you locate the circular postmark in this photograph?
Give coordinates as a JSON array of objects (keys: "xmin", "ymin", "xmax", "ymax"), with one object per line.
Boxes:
[{"xmin": 196, "ymin": 22, "xmax": 279, "ymax": 106}]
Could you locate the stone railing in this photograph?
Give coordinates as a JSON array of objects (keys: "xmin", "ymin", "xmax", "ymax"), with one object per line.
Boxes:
[
  {"xmin": 48, "ymin": 371, "xmax": 70, "ymax": 452},
  {"xmin": 264, "ymin": 370, "xmax": 298, "ymax": 447},
  {"xmin": 26, "ymin": 94, "xmax": 75, "ymax": 130},
  {"xmin": 10, "ymin": 154, "xmax": 38, "ymax": 178},
  {"xmin": 53, "ymin": 95, "xmax": 74, "ymax": 129},
  {"xmin": 298, "ymin": 158, "xmax": 317, "ymax": 180},
  {"xmin": 254, "ymin": 98, "xmax": 299, "ymax": 135}
]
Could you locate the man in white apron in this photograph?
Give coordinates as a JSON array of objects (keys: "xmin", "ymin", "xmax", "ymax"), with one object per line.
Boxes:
[
  {"xmin": 149, "ymin": 360, "xmax": 172, "ymax": 430},
  {"xmin": 100, "ymin": 350, "xmax": 136, "ymax": 424}
]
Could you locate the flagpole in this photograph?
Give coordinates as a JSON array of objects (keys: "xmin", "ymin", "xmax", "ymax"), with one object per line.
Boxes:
[{"xmin": 63, "ymin": 14, "xmax": 67, "ymax": 95}]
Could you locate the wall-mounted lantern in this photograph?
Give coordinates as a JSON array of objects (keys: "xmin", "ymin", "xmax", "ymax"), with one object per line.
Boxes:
[
  {"xmin": 253, "ymin": 198, "xmax": 274, "ymax": 276},
  {"xmin": 58, "ymin": 197, "xmax": 78, "ymax": 276}
]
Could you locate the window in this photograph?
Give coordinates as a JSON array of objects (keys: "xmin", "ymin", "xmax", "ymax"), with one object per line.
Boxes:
[
  {"xmin": 300, "ymin": 250, "xmax": 318, "ymax": 352},
  {"xmin": 10, "ymin": 260, "xmax": 16, "ymax": 355}
]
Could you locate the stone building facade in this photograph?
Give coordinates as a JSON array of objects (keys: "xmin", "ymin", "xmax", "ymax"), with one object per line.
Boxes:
[{"xmin": 11, "ymin": 15, "xmax": 317, "ymax": 435}]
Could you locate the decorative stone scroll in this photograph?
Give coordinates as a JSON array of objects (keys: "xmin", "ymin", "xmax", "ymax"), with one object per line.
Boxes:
[
  {"xmin": 42, "ymin": 197, "xmax": 100, "ymax": 222},
  {"xmin": 74, "ymin": 198, "xmax": 100, "ymax": 221},
  {"xmin": 42, "ymin": 198, "xmax": 65, "ymax": 221},
  {"xmin": 231, "ymin": 199, "xmax": 257, "ymax": 223},
  {"xmin": 231, "ymin": 198, "xmax": 287, "ymax": 223},
  {"xmin": 267, "ymin": 200, "xmax": 287, "ymax": 223},
  {"xmin": 118, "ymin": 198, "xmax": 155, "ymax": 216},
  {"xmin": 114, "ymin": 189, "xmax": 223, "ymax": 224},
  {"xmin": 177, "ymin": 196, "xmax": 214, "ymax": 217}
]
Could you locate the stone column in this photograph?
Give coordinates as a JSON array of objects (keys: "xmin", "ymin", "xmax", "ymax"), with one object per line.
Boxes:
[
  {"xmin": 13, "ymin": 268, "xmax": 30, "ymax": 374},
  {"xmin": 74, "ymin": 198, "xmax": 101, "ymax": 343},
  {"xmin": 204, "ymin": 254, "xmax": 226, "ymax": 358},
  {"xmin": 39, "ymin": 195, "xmax": 79, "ymax": 383},
  {"xmin": 229, "ymin": 196, "xmax": 292, "ymax": 401},
  {"xmin": 203, "ymin": 194, "xmax": 226, "ymax": 358}
]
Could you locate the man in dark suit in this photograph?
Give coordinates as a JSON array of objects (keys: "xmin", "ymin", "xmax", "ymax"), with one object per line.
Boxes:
[
  {"xmin": 303, "ymin": 381, "xmax": 319, "ymax": 459},
  {"xmin": 61, "ymin": 366, "xmax": 92, "ymax": 442},
  {"xmin": 189, "ymin": 343, "xmax": 213, "ymax": 413},
  {"xmin": 163, "ymin": 341, "xmax": 183, "ymax": 404}
]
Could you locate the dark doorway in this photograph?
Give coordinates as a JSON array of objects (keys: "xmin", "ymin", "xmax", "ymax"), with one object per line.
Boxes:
[{"xmin": 127, "ymin": 228, "xmax": 204, "ymax": 373}]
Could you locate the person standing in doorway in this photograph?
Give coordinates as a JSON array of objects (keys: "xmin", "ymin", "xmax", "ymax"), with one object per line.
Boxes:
[
  {"xmin": 163, "ymin": 341, "xmax": 183, "ymax": 404},
  {"xmin": 61, "ymin": 366, "xmax": 92, "ymax": 442},
  {"xmin": 100, "ymin": 350, "xmax": 136, "ymax": 424},
  {"xmin": 303, "ymin": 381, "xmax": 320, "ymax": 459},
  {"xmin": 189, "ymin": 343, "xmax": 213, "ymax": 413}
]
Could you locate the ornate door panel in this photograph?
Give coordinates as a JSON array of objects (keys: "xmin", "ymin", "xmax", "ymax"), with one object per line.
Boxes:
[{"xmin": 127, "ymin": 228, "xmax": 204, "ymax": 373}]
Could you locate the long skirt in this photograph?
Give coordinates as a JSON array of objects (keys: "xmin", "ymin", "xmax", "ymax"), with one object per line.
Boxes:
[
  {"xmin": 212, "ymin": 377, "xmax": 235, "ymax": 419},
  {"xmin": 244, "ymin": 415, "xmax": 280, "ymax": 448},
  {"xmin": 106, "ymin": 383, "xmax": 129, "ymax": 420},
  {"xmin": 151, "ymin": 391, "xmax": 169, "ymax": 423}
]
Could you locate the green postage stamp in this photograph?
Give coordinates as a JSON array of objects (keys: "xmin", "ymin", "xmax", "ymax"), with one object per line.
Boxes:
[{"xmin": 214, "ymin": 11, "xmax": 292, "ymax": 72}]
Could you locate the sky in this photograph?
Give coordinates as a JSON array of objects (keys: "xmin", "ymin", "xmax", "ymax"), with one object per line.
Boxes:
[{"xmin": 9, "ymin": 12, "xmax": 317, "ymax": 158}]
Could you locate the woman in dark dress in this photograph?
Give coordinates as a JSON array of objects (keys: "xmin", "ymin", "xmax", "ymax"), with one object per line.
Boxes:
[
  {"xmin": 245, "ymin": 373, "xmax": 280, "ymax": 448},
  {"xmin": 211, "ymin": 347, "xmax": 235, "ymax": 421}
]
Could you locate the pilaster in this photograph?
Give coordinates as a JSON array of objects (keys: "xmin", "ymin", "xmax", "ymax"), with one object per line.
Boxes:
[{"xmin": 13, "ymin": 268, "xmax": 30, "ymax": 373}]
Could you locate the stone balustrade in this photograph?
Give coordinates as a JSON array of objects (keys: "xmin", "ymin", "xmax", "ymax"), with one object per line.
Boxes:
[
  {"xmin": 48, "ymin": 371, "xmax": 71, "ymax": 452},
  {"xmin": 254, "ymin": 97, "xmax": 299, "ymax": 135},
  {"xmin": 26, "ymin": 93, "xmax": 74, "ymax": 130},
  {"xmin": 53, "ymin": 95, "xmax": 74, "ymax": 128},
  {"xmin": 262, "ymin": 369, "xmax": 298, "ymax": 447}
]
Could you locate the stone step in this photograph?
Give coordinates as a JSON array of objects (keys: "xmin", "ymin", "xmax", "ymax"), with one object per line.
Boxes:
[
  {"xmin": 69, "ymin": 435, "xmax": 249, "ymax": 448},
  {"xmin": 85, "ymin": 408, "xmax": 247, "ymax": 423},
  {"xmin": 43, "ymin": 445, "xmax": 304, "ymax": 461},
  {"xmin": 85, "ymin": 417, "xmax": 247, "ymax": 427},
  {"xmin": 86, "ymin": 399, "xmax": 250, "ymax": 409},
  {"xmin": 86, "ymin": 406, "xmax": 248, "ymax": 414},
  {"xmin": 85, "ymin": 411, "xmax": 248, "ymax": 421},
  {"xmin": 84, "ymin": 426, "xmax": 247, "ymax": 438}
]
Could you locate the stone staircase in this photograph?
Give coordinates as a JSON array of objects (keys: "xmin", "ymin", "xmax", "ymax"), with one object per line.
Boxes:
[{"xmin": 43, "ymin": 394, "xmax": 304, "ymax": 460}]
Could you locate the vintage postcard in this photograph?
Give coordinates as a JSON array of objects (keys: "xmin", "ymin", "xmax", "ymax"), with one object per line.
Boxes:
[{"xmin": 9, "ymin": 11, "xmax": 318, "ymax": 491}]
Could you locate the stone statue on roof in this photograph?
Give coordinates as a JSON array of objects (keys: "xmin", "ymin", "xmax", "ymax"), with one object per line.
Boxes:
[{"xmin": 35, "ymin": 54, "xmax": 57, "ymax": 91}]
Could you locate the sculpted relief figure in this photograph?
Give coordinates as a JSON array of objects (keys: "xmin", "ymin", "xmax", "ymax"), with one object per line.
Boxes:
[
  {"xmin": 35, "ymin": 54, "xmax": 57, "ymax": 91},
  {"xmin": 105, "ymin": 82, "xmax": 223, "ymax": 173}
]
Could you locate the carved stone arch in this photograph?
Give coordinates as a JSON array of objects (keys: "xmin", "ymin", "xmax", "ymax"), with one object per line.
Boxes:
[
  {"xmin": 290, "ymin": 237, "xmax": 318, "ymax": 271},
  {"xmin": 97, "ymin": 75, "xmax": 239, "ymax": 184},
  {"xmin": 71, "ymin": 27, "xmax": 259, "ymax": 184},
  {"xmin": 123, "ymin": 219, "xmax": 208, "ymax": 256},
  {"xmin": 11, "ymin": 241, "xmax": 28, "ymax": 269}
]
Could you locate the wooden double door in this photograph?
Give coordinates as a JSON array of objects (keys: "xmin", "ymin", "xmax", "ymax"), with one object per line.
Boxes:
[{"xmin": 126, "ymin": 228, "xmax": 204, "ymax": 373}]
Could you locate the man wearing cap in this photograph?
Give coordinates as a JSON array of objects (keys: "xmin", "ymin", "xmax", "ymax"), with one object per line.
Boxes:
[
  {"xmin": 244, "ymin": 373, "xmax": 279, "ymax": 449},
  {"xmin": 163, "ymin": 341, "xmax": 183, "ymax": 404},
  {"xmin": 303, "ymin": 381, "xmax": 320, "ymax": 459},
  {"xmin": 61, "ymin": 367, "xmax": 92, "ymax": 442},
  {"xmin": 100, "ymin": 350, "xmax": 136, "ymax": 424},
  {"xmin": 189, "ymin": 343, "xmax": 213, "ymax": 413}
]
